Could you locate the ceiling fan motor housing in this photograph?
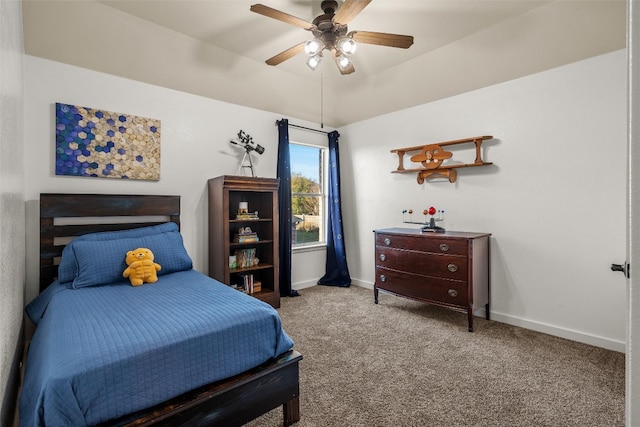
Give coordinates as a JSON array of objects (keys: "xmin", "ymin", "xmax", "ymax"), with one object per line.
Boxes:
[
  {"xmin": 312, "ymin": 13, "xmax": 336, "ymax": 31},
  {"xmin": 321, "ymin": 1, "xmax": 339, "ymax": 14},
  {"xmin": 312, "ymin": 1, "xmax": 348, "ymax": 50}
]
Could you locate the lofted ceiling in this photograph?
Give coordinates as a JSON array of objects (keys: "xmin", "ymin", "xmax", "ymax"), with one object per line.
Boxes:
[{"xmin": 22, "ymin": 0, "xmax": 626, "ymax": 127}]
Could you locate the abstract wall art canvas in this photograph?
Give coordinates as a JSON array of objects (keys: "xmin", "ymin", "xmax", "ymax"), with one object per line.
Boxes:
[{"xmin": 55, "ymin": 103, "xmax": 161, "ymax": 180}]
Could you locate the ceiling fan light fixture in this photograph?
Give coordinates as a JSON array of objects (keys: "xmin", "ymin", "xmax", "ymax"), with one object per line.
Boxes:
[
  {"xmin": 336, "ymin": 36, "xmax": 357, "ymax": 56},
  {"xmin": 336, "ymin": 53, "xmax": 352, "ymax": 70},
  {"xmin": 307, "ymin": 54, "xmax": 322, "ymax": 70},
  {"xmin": 304, "ymin": 39, "xmax": 323, "ymax": 56}
]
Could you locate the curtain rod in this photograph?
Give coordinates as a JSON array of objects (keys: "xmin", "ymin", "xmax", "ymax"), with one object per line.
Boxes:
[{"xmin": 276, "ymin": 120, "xmax": 333, "ymax": 135}]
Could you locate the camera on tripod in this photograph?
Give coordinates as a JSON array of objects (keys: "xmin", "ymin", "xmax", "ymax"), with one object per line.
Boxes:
[{"xmin": 231, "ymin": 130, "xmax": 265, "ymax": 155}]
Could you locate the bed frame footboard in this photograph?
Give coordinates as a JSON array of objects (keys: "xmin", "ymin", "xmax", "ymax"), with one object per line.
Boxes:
[{"xmin": 103, "ymin": 350, "xmax": 302, "ymax": 427}]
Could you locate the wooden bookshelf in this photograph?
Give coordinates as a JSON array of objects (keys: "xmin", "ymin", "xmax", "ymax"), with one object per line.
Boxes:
[{"xmin": 208, "ymin": 175, "xmax": 280, "ymax": 308}]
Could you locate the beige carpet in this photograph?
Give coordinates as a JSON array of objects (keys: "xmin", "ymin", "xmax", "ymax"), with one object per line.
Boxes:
[{"xmin": 247, "ymin": 285, "xmax": 625, "ymax": 427}]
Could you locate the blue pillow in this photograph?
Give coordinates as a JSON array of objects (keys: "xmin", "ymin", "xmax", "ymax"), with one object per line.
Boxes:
[
  {"xmin": 69, "ymin": 229, "xmax": 193, "ymax": 288},
  {"xmin": 71, "ymin": 231, "xmax": 193, "ymax": 289},
  {"xmin": 58, "ymin": 222, "xmax": 179, "ymax": 284}
]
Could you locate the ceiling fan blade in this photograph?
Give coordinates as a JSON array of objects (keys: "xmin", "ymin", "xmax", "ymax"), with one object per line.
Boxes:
[
  {"xmin": 350, "ymin": 31, "xmax": 414, "ymax": 49},
  {"xmin": 334, "ymin": 0, "xmax": 372, "ymax": 25},
  {"xmin": 333, "ymin": 51, "xmax": 355, "ymax": 75},
  {"xmin": 265, "ymin": 42, "xmax": 306, "ymax": 66},
  {"xmin": 250, "ymin": 4, "xmax": 313, "ymax": 29}
]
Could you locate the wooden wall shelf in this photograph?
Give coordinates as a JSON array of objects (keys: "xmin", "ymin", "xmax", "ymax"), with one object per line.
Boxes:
[{"xmin": 391, "ymin": 135, "xmax": 494, "ymax": 183}]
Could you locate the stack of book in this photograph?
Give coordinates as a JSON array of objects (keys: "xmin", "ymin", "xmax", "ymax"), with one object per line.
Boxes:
[
  {"xmin": 234, "ymin": 231, "xmax": 259, "ymax": 243},
  {"xmin": 234, "ymin": 248, "xmax": 256, "ymax": 268},
  {"xmin": 236, "ymin": 211, "xmax": 259, "ymax": 220},
  {"xmin": 234, "ymin": 274, "xmax": 262, "ymax": 294}
]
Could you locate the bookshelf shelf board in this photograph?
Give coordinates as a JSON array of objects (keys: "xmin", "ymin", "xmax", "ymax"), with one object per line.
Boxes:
[
  {"xmin": 230, "ymin": 240, "xmax": 273, "ymax": 248},
  {"xmin": 230, "ymin": 263, "xmax": 274, "ymax": 274}
]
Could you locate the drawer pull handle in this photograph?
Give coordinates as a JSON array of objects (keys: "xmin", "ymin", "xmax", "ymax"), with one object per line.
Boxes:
[
  {"xmin": 448, "ymin": 289, "xmax": 458, "ymax": 298},
  {"xmin": 379, "ymin": 254, "xmax": 386, "ymax": 261},
  {"xmin": 379, "ymin": 275, "xmax": 386, "ymax": 282},
  {"xmin": 384, "ymin": 237, "xmax": 391, "ymax": 246},
  {"xmin": 447, "ymin": 263, "xmax": 458, "ymax": 272},
  {"xmin": 439, "ymin": 243, "xmax": 449, "ymax": 252}
]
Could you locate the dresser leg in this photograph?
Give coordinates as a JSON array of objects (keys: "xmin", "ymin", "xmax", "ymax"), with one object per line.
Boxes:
[
  {"xmin": 374, "ymin": 287, "xmax": 379, "ymax": 304},
  {"xmin": 485, "ymin": 303, "xmax": 490, "ymax": 320},
  {"xmin": 468, "ymin": 310, "xmax": 474, "ymax": 332}
]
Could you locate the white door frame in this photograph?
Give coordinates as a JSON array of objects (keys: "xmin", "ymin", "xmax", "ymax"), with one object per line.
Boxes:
[{"xmin": 627, "ymin": 1, "xmax": 640, "ymax": 424}]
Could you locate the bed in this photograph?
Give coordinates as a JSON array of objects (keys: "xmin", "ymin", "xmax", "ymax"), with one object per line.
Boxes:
[{"xmin": 20, "ymin": 193, "xmax": 302, "ymax": 426}]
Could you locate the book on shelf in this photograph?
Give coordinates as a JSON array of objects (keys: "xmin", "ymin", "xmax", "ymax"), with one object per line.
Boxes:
[
  {"xmin": 243, "ymin": 273, "xmax": 254, "ymax": 294},
  {"xmin": 233, "ymin": 274, "xmax": 260, "ymax": 294},
  {"xmin": 233, "ymin": 232, "xmax": 259, "ymax": 243},
  {"xmin": 236, "ymin": 212, "xmax": 259, "ymax": 220},
  {"xmin": 234, "ymin": 248, "xmax": 257, "ymax": 268},
  {"xmin": 234, "ymin": 226, "xmax": 259, "ymax": 243}
]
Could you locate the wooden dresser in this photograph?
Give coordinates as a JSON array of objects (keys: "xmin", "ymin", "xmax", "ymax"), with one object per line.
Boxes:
[{"xmin": 374, "ymin": 228, "xmax": 491, "ymax": 332}]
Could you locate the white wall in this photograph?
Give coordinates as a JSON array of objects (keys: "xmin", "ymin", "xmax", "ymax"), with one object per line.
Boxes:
[
  {"xmin": 23, "ymin": 50, "xmax": 628, "ymax": 352},
  {"xmin": 341, "ymin": 49, "xmax": 628, "ymax": 351},
  {"xmin": 0, "ymin": 0, "xmax": 25, "ymax": 423},
  {"xmin": 23, "ymin": 55, "xmax": 329, "ymax": 304}
]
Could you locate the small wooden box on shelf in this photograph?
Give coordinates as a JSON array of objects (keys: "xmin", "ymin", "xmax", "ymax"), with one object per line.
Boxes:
[{"xmin": 208, "ymin": 175, "xmax": 280, "ymax": 308}]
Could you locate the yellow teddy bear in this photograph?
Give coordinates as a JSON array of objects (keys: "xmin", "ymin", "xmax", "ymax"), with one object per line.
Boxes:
[{"xmin": 123, "ymin": 247, "xmax": 161, "ymax": 286}]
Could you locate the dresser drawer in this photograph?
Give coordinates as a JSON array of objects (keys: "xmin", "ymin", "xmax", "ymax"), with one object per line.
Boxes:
[
  {"xmin": 375, "ymin": 246, "xmax": 467, "ymax": 280},
  {"xmin": 376, "ymin": 233, "xmax": 468, "ymax": 256},
  {"xmin": 375, "ymin": 267, "xmax": 468, "ymax": 307}
]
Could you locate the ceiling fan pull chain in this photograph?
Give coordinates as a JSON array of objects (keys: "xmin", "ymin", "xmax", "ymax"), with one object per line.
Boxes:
[{"xmin": 320, "ymin": 67, "xmax": 324, "ymax": 129}]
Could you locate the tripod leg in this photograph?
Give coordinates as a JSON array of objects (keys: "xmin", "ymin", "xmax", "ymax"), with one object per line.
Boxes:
[
  {"xmin": 237, "ymin": 152, "xmax": 247, "ymax": 175},
  {"xmin": 247, "ymin": 151, "xmax": 255, "ymax": 177}
]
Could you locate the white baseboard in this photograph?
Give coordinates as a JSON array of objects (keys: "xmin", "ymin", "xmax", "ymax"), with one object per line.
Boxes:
[
  {"xmin": 347, "ymin": 278, "xmax": 625, "ymax": 353},
  {"xmin": 292, "ymin": 279, "xmax": 320, "ymax": 291},
  {"xmin": 351, "ymin": 279, "xmax": 373, "ymax": 290},
  {"xmin": 490, "ymin": 311, "xmax": 625, "ymax": 353}
]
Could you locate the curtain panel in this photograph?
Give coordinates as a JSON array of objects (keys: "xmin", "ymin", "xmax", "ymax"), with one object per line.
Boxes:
[
  {"xmin": 318, "ymin": 130, "xmax": 351, "ymax": 287},
  {"xmin": 277, "ymin": 119, "xmax": 295, "ymax": 296}
]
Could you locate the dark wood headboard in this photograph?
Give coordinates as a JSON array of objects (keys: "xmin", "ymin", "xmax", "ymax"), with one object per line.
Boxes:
[{"xmin": 40, "ymin": 193, "xmax": 181, "ymax": 292}]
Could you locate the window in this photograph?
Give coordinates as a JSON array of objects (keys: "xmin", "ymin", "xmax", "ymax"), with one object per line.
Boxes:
[{"xmin": 290, "ymin": 142, "xmax": 327, "ymax": 248}]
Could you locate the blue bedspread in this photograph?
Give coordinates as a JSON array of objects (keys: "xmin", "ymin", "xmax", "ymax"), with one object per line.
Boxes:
[{"xmin": 20, "ymin": 270, "xmax": 294, "ymax": 427}]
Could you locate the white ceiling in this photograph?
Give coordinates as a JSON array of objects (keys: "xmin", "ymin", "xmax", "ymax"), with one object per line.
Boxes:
[
  {"xmin": 22, "ymin": 0, "xmax": 626, "ymax": 127},
  {"xmin": 95, "ymin": 0, "xmax": 548, "ymax": 77}
]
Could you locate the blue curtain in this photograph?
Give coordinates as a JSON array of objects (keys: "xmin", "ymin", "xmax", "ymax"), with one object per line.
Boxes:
[
  {"xmin": 277, "ymin": 119, "xmax": 297, "ymax": 296},
  {"xmin": 318, "ymin": 130, "xmax": 351, "ymax": 287}
]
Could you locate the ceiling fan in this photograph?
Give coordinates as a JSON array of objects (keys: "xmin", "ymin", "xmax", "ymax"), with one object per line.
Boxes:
[{"xmin": 250, "ymin": 0, "xmax": 414, "ymax": 75}]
